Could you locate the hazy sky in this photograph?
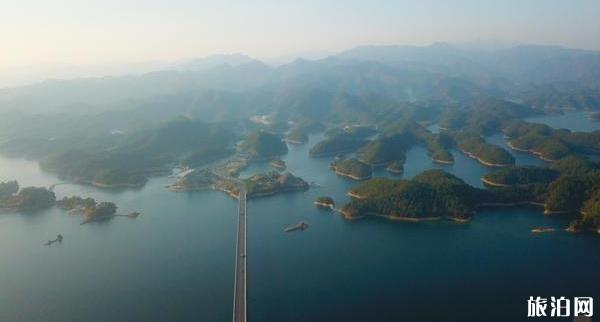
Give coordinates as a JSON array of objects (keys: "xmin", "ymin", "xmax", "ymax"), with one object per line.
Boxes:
[{"xmin": 2, "ymin": 0, "xmax": 600, "ymax": 69}]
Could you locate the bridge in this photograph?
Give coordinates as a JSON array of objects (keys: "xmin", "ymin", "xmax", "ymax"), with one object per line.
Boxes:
[{"xmin": 233, "ymin": 189, "xmax": 247, "ymax": 322}]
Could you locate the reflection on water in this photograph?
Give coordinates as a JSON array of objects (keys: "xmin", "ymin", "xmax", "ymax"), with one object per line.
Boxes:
[{"xmin": 0, "ymin": 132, "xmax": 599, "ymax": 322}]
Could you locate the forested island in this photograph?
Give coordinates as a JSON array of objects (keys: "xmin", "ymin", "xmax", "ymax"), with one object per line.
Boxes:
[
  {"xmin": 270, "ymin": 159, "xmax": 286, "ymax": 171},
  {"xmin": 342, "ymin": 170, "xmax": 478, "ymax": 221},
  {"xmin": 241, "ymin": 130, "xmax": 288, "ymax": 160},
  {"xmin": 341, "ymin": 155, "xmax": 600, "ymax": 233},
  {"xmin": 385, "ymin": 161, "xmax": 404, "ymax": 174},
  {"xmin": 285, "ymin": 128, "xmax": 309, "ymax": 144},
  {"xmin": 0, "ymin": 182, "xmax": 56, "ymax": 212},
  {"xmin": 330, "ymin": 158, "xmax": 372, "ymax": 180},
  {"xmin": 502, "ymin": 120, "xmax": 600, "ymax": 161},
  {"xmin": 171, "ymin": 169, "xmax": 308, "ymax": 199},
  {"xmin": 309, "ymin": 136, "xmax": 367, "ymax": 157},
  {"xmin": 35, "ymin": 118, "xmax": 234, "ymax": 188},
  {"xmin": 481, "ymin": 166, "xmax": 559, "ymax": 187},
  {"xmin": 314, "ymin": 196, "xmax": 335, "ymax": 209},
  {"xmin": 452, "ymin": 132, "xmax": 515, "ymax": 166}
]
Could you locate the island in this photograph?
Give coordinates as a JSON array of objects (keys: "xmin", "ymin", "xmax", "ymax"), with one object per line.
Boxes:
[
  {"xmin": 481, "ymin": 166, "xmax": 559, "ymax": 187},
  {"xmin": 314, "ymin": 196, "xmax": 335, "ymax": 209},
  {"xmin": 309, "ymin": 136, "xmax": 367, "ymax": 157},
  {"xmin": 244, "ymin": 172, "xmax": 309, "ymax": 198},
  {"xmin": 424, "ymin": 133, "xmax": 454, "ymax": 164},
  {"xmin": 241, "ymin": 130, "xmax": 288, "ymax": 160},
  {"xmin": 38, "ymin": 118, "xmax": 234, "ymax": 188},
  {"xmin": 342, "ymin": 170, "xmax": 477, "ymax": 222},
  {"xmin": 56, "ymin": 195, "xmax": 97, "ymax": 212},
  {"xmin": 356, "ymin": 134, "xmax": 412, "ymax": 166},
  {"xmin": 270, "ymin": 159, "xmax": 286, "ymax": 171},
  {"xmin": 0, "ymin": 182, "xmax": 56, "ymax": 212},
  {"xmin": 568, "ymin": 189, "xmax": 600, "ymax": 233},
  {"xmin": 0, "ymin": 180, "xmax": 19, "ymax": 197},
  {"xmin": 171, "ymin": 169, "xmax": 309, "ymax": 199},
  {"xmin": 330, "ymin": 158, "xmax": 372, "ymax": 180},
  {"xmin": 503, "ymin": 120, "xmax": 600, "ymax": 161},
  {"xmin": 341, "ymin": 160, "xmax": 600, "ymax": 230},
  {"xmin": 81, "ymin": 202, "xmax": 118, "ymax": 224},
  {"xmin": 385, "ymin": 160, "xmax": 404, "ymax": 174},
  {"xmin": 285, "ymin": 128, "xmax": 309, "ymax": 144},
  {"xmin": 453, "ymin": 133, "xmax": 515, "ymax": 166}
]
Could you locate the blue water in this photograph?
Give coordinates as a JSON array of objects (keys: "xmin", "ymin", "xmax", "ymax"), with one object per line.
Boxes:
[
  {"xmin": 525, "ymin": 111, "xmax": 599, "ymax": 132},
  {"xmin": 1, "ymin": 133, "xmax": 599, "ymax": 322}
]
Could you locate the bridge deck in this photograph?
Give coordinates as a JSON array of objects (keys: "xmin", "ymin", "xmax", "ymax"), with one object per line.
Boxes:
[{"xmin": 233, "ymin": 191, "xmax": 247, "ymax": 322}]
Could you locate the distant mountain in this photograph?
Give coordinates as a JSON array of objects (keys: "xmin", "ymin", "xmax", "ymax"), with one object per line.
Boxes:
[
  {"xmin": 175, "ymin": 54, "xmax": 255, "ymax": 70},
  {"xmin": 2, "ymin": 43, "xmax": 600, "ymax": 118},
  {"xmin": 0, "ymin": 61, "xmax": 167, "ymax": 89},
  {"xmin": 337, "ymin": 43, "xmax": 600, "ymax": 85}
]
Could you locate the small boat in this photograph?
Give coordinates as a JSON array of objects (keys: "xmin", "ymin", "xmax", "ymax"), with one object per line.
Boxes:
[
  {"xmin": 44, "ymin": 234, "xmax": 63, "ymax": 246},
  {"xmin": 127, "ymin": 211, "xmax": 141, "ymax": 218},
  {"xmin": 531, "ymin": 228, "xmax": 556, "ymax": 233},
  {"xmin": 284, "ymin": 221, "xmax": 309, "ymax": 232}
]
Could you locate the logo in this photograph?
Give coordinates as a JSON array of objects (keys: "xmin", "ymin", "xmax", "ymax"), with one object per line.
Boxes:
[{"xmin": 528, "ymin": 296, "xmax": 593, "ymax": 318}]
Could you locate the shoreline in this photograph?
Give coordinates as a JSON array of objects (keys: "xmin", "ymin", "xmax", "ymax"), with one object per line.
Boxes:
[
  {"xmin": 347, "ymin": 191, "xmax": 366, "ymax": 199},
  {"xmin": 385, "ymin": 167, "xmax": 404, "ymax": 174},
  {"xmin": 460, "ymin": 149, "xmax": 514, "ymax": 167},
  {"xmin": 506, "ymin": 142, "xmax": 555, "ymax": 162},
  {"xmin": 92, "ymin": 181, "xmax": 146, "ymax": 189},
  {"xmin": 333, "ymin": 168, "xmax": 372, "ymax": 181},
  {"xmin": 480, "ymin": 177, "xmax": 510, "ymax": 187},
  {"xmin": 432, "ymin": 158, "xmax": 454, "ymax": 165},
  {"xmin": 339, "ymin": 208, "xmax": 470, "ymax": 223},
  {"xmin": 284, "ymin": 138, "xmax": 306, "ymax": 145},
  {"xmin": 314, "ymin": 201, "xmax": 335, "ymax": 209}
]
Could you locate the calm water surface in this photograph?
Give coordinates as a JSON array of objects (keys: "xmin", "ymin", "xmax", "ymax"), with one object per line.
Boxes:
[
  {"xmin": 525, "ymin": 111, "xmax": 599, "ymax": 132},
  {"xmin": 1, "ymin": 132, "xmax": 599, "ymax": 322}
]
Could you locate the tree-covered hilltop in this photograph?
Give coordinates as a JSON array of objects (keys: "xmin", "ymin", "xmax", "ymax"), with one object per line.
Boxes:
[
  {"xmin": 355, "ymin": 121, "xmax": 422, "ymax": 166},
  {"xmin": 270, "ymin": 159, "xmax": 286, "ymax": 171},
  {"xmin": 357, "ymin": 120, "xmax": 454, "ymax": 166},
  {"xmin": 438, "ymin": 97, "xmax": 537, "ymax": 135},
  {"xmin": 0, "ymin": 184, "xmax": 56, "ymax": 212},
  {"xmin": 519, "ymin": 85, "xmax": 600, "ymax": 111},
  {"xmin": 482, "ymin": 156, "xmax": 600, "ymax": 222},
  {"xmin": 424, "ymin": 133, "xmax": 454, "ymax": 164},
  {"xmin": 286, "ymin": 128, "xmax": 309, "ymax": 144},
  {"xmin": 386, "ymin": 160, "xmax": 404, "ymax": 174},
  {"xmin": 570, "ymin": 189, "xmax": 600, "ymax": 232},
  {"xmin": 314, "ymin": 196, "xmax": 335, "ymax": 208},
  {"xmin": 344, "ymin": 160, "xmax": 600, "ymax": 228},
  {"xmin": 452, "ymin": 132, "xmax": 515, "ymax": 166},
  {"xmin": 549, "ymin": 156, "xmax": 599, "ymax": 176},
  {"xmin": 357, "ymin": 134, "xmax": 412, "ymax": 165},
  {"xmin": 325, "ymin": 126, "xmax": 378, "ymax": 140},
  {"xmin": 503, "ymin": 120, "xmax": 600, "ymax": 161},
  {"xmin": 243, "ymin": 171, "xmax": 309, "ymax": 198},
  {"xmin": 0, "ymin": 181, "xmax": 19, "ymax": 197},
  {"xmin": 39, "ymin": 118, "xmax": 234, "ymax": 187},
  {"xmin": 482, "ymin": 166, "xmax": 559, "ymax": 186},
  {"xmin": 240, "ymin": 130, "xmax": 288, "ymax": 160},
  {"xmin": 343, "ymin": 170, "xmax": 480, "ymax": 220},
  {"xmin": 56, "ymin": 196, "xmax": 97, "ymax": 210},
  {"xmin": 284, "ymin": 118, "xmax": 325, "ymax": 144},
  {"xmin": 331, "ymin": 158, "xmax": 372, "ymax": 180},
  {"xmin": 181, "ymin": 146, "xmax": 234, "ymax": 168},
  {"xmin": 309, "ymin": 135, "xmax": 367, "ymax": 157}
]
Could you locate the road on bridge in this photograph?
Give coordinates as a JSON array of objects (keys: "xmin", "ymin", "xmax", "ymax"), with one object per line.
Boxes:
[{"xmin": 233, "ymin": 190, "xmax": 247, "ymax": 322}]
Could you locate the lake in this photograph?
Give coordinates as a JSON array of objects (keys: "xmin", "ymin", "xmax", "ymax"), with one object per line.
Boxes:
[
  {"xmin": 1, "ymin": 132, "xmax": 599, "ymax": 322},
  {"xmin": 525, "ymin": 111, "xmax": 599, "ymax": 132}
]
